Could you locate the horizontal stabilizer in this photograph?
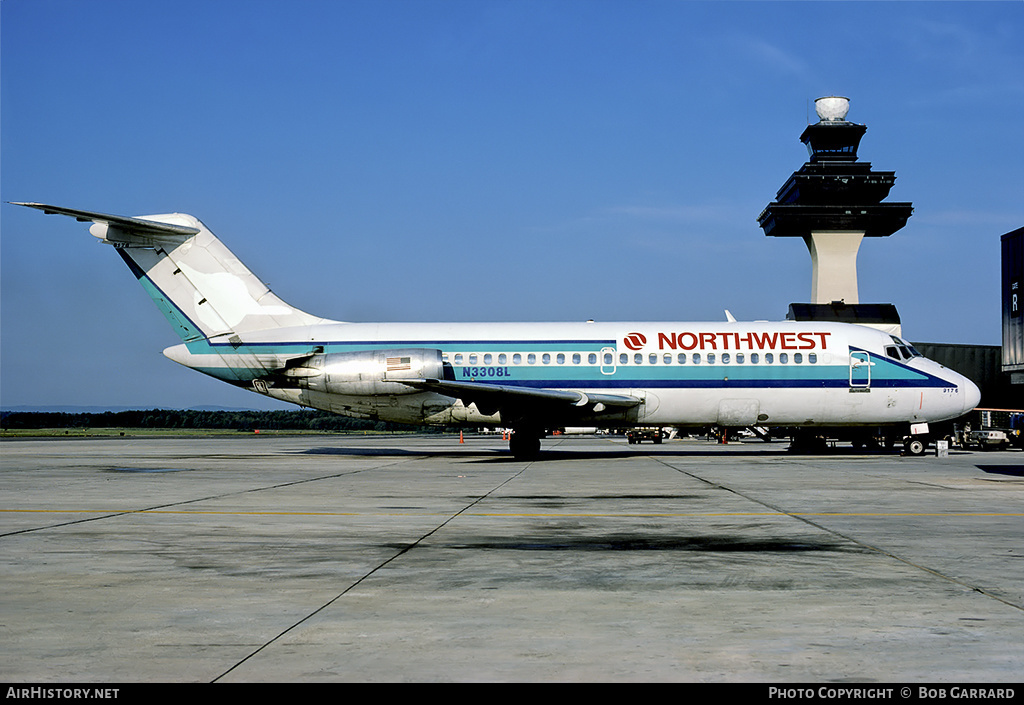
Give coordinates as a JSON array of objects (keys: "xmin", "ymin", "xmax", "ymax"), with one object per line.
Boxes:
[{"xmin": 11, "ymin": 202, "xmax": 200, "ymax": 243}]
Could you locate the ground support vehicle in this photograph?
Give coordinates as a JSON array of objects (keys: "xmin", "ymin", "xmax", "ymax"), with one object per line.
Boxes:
[{"xmin": 627, "ymin": 428, "xmax": 663, "ymax": 444}]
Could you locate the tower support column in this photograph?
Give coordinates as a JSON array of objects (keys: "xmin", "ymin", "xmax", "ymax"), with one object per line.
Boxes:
[{"xmin": 805, "ymin": 230, "xmax": 864, "ymax": 304}]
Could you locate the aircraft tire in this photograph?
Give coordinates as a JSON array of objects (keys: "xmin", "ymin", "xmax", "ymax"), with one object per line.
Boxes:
[{"xmin": 905, "ymin": 437, "xmax": 926, "ymax": 456}]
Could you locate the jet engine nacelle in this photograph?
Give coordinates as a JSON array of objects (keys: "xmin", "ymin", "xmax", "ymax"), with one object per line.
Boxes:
[{"xmin": 303, "ymin": 348, "xmax": 446, "ymax": 397}]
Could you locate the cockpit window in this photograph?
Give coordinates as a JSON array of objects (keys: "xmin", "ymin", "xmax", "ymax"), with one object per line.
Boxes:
[{"xmin": 888, "ymin": 336, "xmax": 922, "ymax": 360}]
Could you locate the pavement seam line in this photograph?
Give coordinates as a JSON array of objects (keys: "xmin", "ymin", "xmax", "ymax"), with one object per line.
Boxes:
[
  {"xmin": 212, "ymin": 461, "xmax": 531, "ymax": 682},
  {"xmin": 0, "ymin": 459, "xmax": 413, "ymax": 538},
  {"xmin": 652, "ymin": 455, "xmax": 1024, "ymax": 614}
]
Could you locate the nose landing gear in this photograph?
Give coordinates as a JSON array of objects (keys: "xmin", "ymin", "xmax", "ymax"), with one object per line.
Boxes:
[{"xmin": 904, "ymin": 436, "xmax": 927, "ymax": 456}]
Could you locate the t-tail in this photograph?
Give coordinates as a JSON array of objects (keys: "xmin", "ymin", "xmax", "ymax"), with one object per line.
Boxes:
[{"xmin": 13, "ymin": 203, "xmax": 325, "ymax": 344}]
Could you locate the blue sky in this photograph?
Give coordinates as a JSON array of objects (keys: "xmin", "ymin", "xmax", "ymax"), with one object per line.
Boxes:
[{"xmin": 2, "ymin": 0, "xmax": 1022, "ymax": 410}]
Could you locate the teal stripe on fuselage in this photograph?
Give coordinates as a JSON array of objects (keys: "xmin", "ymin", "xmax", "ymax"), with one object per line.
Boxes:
[{"xmin": 189, "ymin": 339, "xmax": 945, "ymax": 390}]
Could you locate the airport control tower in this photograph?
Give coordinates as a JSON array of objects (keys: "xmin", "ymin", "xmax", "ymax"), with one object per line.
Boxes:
[{"xmin": 758, "ymin": 97, "xmax": 913, "ymax": 334}]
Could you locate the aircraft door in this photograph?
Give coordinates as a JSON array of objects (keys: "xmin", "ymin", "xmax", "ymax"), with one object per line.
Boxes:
[
  {"xmin": 600, "ymin": 347, "xmax": 616, "ymax": 375},
  {"xmin": 849, "ymin": 351, "xmax": 871, "ymax": 390}
]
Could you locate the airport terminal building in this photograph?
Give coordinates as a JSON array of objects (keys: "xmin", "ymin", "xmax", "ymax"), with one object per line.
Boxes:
[{"xmin": 1002, "ymin": 226, "xmax": 1023, "ymax": 388}]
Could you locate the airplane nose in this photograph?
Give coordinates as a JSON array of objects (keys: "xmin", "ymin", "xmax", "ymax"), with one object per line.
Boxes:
[{"xmin": 961, "ymin": 377, "xmax": 982, "ymax": 415}]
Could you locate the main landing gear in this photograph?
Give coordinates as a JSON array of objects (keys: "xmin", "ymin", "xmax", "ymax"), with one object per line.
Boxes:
[{"xmin": 509, "ymin": 428, "xmax": 542, "ymax": 460}]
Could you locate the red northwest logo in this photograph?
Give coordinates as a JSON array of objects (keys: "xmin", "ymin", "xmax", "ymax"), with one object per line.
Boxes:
[{"xmin": 623, "ymin": 332, "xmax": 647, "ymax": 351}]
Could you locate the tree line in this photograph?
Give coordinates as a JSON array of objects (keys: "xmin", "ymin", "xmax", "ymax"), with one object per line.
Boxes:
[{"xmin": 0, "ymin": 409, "xmax": 448, "ymax": 434}]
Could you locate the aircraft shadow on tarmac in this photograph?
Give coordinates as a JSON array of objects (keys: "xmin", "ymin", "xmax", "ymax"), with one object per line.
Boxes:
[
  {"xmin": 976, "ymin": 464, "xmax": 1024, "ymax": 477},
  {"xmin": 300, "ymin": 447, "xmax": 785, "ymax": 461},
  {"xmin": 298, "ymin": 444, "xmax": 907, "ymax": 461},
  {"xmin": 388, "ymin": 534, "xmax": 856, "ymax": 554},
  {"xmin": 301, "ymin": 446, "xmax": 448, "ymax": 457}
]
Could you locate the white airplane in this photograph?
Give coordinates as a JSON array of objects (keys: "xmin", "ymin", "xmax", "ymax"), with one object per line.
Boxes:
[{"xmin": 15, "ymin": 202, "xmax": 981, "ymax": 457}]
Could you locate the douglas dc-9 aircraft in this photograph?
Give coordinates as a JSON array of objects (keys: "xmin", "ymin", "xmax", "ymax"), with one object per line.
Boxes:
[{"xmin": 16, "ymin": 202, "xmax": 980, "ymax": 458}]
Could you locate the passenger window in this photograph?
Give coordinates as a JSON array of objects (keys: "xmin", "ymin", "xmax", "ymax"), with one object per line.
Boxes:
[
  {"xmin": 527, "ymin": 353, "xmax": 536, "ymax": 364},
  {"xmin": 454, "ymin": 354, "xmax": 463, "ymax": 364},
  {"xmin": 677, "ymin": 353, "xmax": 687, "ymax": 364},
  {"xmin": 721, "ymin": 353, "xmax": 730, "ymax": 364},
  {"xmin": 498, "ymin": 353, "xmax": 507, "ymax": 364},
  {"xmin": 649, "ymin": 353, "xmax": 658, "ymax": 364},
  {"xmin": 634, "ymin": 353, "xmax": 643, "ymax": 365},
  {"xmin": 736, "ymin": 353, "xmax": 745, "ymax": 364},
  {"xmin": 620, "ymin": 353, "xmax": 628, "ymax": 364},
  {"xmin": 572, "ymin": 353, "xmax": 581, "ymax": 365},
  {"xmin": 483, "ymin": 353, "xmax": 492, "ymax": 365},
  {"xmin": 765, "ymin": 353, "xmax": 774, "ymax": 364},
  {"xmin": 751, "ymin": 353, "xmax": 759, "ymax": 364},
  {"xmin": 779, "ymin": 353, "xmax": 788, "ymax": 364},
  {"xmin": 794, "ymin": 353, "xmax": 802, "ymax": 364},
  {"xmin": 469, "ymin": 354, "xmax": 478, "ymax": 365},
  {"xmin": 513, "ymin": 353, "xmax": 522, "ymax": 365},
  {"xmin": 693, "ymin": 354, "xmax": 701, "ymax": 365},
  {"xmin": 707, "ymin": 353, "xmax": 716, "ymax": 364},
  {"xmin": 592, "ymin": 353, "xmax": 600, "ymax": 365},
  {"xmin": 556, "ymin": 353, "xmax": 565, "ymax": 365},
  {"xmin": 542, "ymin": 353, "xmax": 551, "ymax": 364},
  {"xmin": 808, "ymin": 353, "xmax": 817, "ymax": 364},
  {"xmin": 663, "ymin": 353, "xmax": 672, "ymax": 365}
]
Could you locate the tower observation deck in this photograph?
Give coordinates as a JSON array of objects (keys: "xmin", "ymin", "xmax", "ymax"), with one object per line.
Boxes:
[{"xmin": 758, "ymin": 97, "xmax": 913, "ymax": 312}]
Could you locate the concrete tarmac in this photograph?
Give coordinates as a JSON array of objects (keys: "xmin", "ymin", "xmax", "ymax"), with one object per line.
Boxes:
[{"xmin": 1, "ymin": 433, "xmax": 1021, "ymax": 683}]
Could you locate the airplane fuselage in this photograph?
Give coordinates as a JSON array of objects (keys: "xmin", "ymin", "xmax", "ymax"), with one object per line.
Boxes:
[{"xmin": 164, "ymin": 319, "xmax": 977, "ymax": 430}]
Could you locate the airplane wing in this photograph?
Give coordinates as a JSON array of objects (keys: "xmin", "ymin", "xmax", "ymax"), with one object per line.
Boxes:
[{"xmin": 397, "ymin": 377, "xmax": 641, "ymax": 418}]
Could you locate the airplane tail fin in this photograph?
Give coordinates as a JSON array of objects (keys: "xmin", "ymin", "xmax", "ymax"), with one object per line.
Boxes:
[{"xmin": 13, "ymin": 203, "xmax": 325, "ymax": 343}]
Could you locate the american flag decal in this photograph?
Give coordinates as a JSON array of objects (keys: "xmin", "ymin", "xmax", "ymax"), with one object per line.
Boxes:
[{"xmin": 386, "ymin": 356, "xmax": 412, "ymax": 372}]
